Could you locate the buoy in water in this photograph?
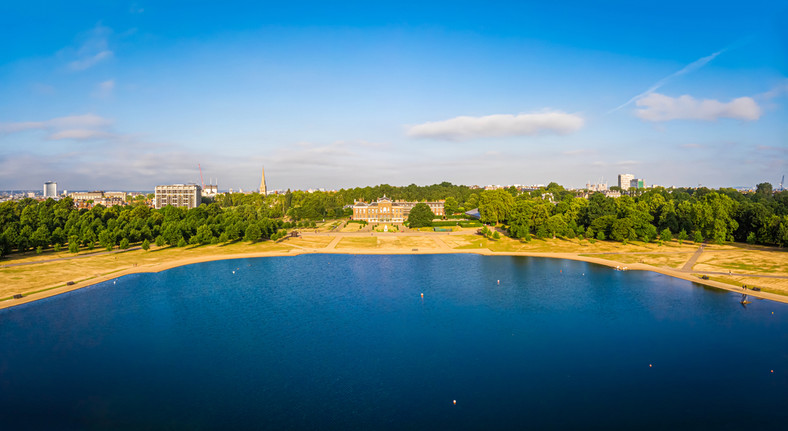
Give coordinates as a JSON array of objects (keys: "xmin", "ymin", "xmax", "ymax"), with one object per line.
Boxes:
[
  {"xmin": 421, "ymin": 293, "xmax": 424, "ymax": 298},
  {"xmin": 649, "ymin": 364, "xmax": 652, "ymax": 368},
  {"xmin": 453, "ymin": 400, "xmax": 457, "ymax": 405},
  {"xmin": 232, "ymin": 271, "xmax": 235, "ymax": 274},
  {"xmin": 497, "ymin": 280, "xmax": 500, "ymax": 285}
]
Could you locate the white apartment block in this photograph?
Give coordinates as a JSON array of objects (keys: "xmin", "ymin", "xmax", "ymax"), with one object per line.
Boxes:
[{"xmin": 155, "ymin": 184, "xmax": 202, "ymax": 209}]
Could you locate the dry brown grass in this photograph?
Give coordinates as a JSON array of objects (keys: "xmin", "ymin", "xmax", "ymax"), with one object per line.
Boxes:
[
  {"xmin": 335, "ymin": 237, "xmax": 378, "ymax": 249},
  {"xmin": 284, "ymin": 236, "xmax": 334, "ymax": 249},
  {"xmin": 0, "ymin": 240, "xmax": 291, "ymax": 300},
  {"xmin": 589, "ymin": 253, "xmax": 692, "ymax": 269},
  {"xmin": 694, "ymin": 250, "xmax": 788, "ymax": 276},
  {"xmin": 376, "ymin": 236, "xmax": 438, "ymax": 249}
]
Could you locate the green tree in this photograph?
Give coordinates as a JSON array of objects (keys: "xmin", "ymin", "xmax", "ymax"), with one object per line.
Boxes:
[
  {"xmin": 68, "ymin": 235, "xmax": 80, "ymax": 253},
  {"xmin": 119, "ymin": 238, "xmax": 130, "ymax": 249},
  {"xmin": 678, "ymin": 229, "xmax": 688, "ymax": 244},
  {"xmin": 408, "ymin": 203, "xmax": 435, "ymax": 228},
  {"xmin": 660, "ymin": 228, "xmax": 672, "ymax": 242},
  {"xmin": 142, "ymin": 239, "xmax": 150, "ymax": 251},
  {"xmin": 245, "ymin": 223, "xmax": 262, "ymax": 242},
  {"xmin": 693, "ymin": 231, "xmax": 703, "ymax": 243},
  {"xmin": 177, "ymin": 238, "xmax": 187, "ymax": 247},
  {"xmin": 443, "ymin": 197, "xmax": 459, "ymax": 215},
  {"xmin": 155, "ymin": 235, "xmax": 165, "ymax": 247}
]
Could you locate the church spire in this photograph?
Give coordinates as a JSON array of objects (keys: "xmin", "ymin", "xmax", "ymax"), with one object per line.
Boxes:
[{"xmin": 260, "ymin": 166, "xmax": 267, "ymax": 195}]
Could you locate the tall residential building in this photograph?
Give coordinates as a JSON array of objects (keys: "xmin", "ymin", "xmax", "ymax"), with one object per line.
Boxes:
[
  {"xmin": 259, "ymin": 166, "xmax": 267, "ymax": 195},
  {"xmin": 618, "ymin": 174, "xmax": 635, "ymax": 190},
  {"xmin": 155, "ymin": 184, "xmax": 202, "ymax": 209},
  {"xmin": 352, "ymin": 196, "xmax": 445, "ymax": 223},
  {"xmin": 43, "ymin": 181, "xmax": 57, "ymax": 198},
  {"xmin": 630, "ymin": 178, "xmax": 646, "ymax": 189}
]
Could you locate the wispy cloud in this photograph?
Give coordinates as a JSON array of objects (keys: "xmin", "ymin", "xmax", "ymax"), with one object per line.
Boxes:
[
  {"xmin": 93, "ymin": 79, "xmax": 115, "ymax": 98},
  {"xmin": 64, "ymin": 24, "xmax": 114, "ymax": 71},
  {"xmin": 0, "ymin": 114, "xmax": 115, "ymax": 140},
  {"xmin": 407, "ymin": 111, "xmax": 584, "ymax": 141},
  {"xmin": 609, "ymin": 49, "xmax": 725, "ymax": 114},
  {"xmin": 757, "ymin": 79, "xmax": 788, "ymax": 100},
  {"xmin": 636, "ymin": 93, "xmax": 761, "ymax": 122}
]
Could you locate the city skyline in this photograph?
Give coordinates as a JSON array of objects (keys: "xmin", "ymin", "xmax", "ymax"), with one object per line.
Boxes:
[{"xmin": 1, "ymin": 1, "xmax": 786, "ymax": 191}]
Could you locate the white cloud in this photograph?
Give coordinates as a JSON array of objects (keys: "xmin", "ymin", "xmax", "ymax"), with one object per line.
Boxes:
[
  {"xmin": 407, "ymin": 111, "xmax": 584, "ymax": 141},
  {"xmin": 0, "ymin": 114, "xmax": 115, "ymax": 140},
  {"xmin": 609, "ymin": 48, "xmax": 725, "ymax": 114},
  {"xmin": 69, "ymin": 50, "xmax": 113, "ymax": 71},
  {"xmin": 635, "ymin": 93, "xmax": 761, "ymax": 122},
  {"xmin": 64, "ymin": 24, "xmax": 114, "ymax": 71},
  {"xmin": 48, "ymin": 130, "xmax": 115, "ymax": 140},
  {"xmin": 93, "ymin": 79, "xmax": 115, "ymax": 98}
]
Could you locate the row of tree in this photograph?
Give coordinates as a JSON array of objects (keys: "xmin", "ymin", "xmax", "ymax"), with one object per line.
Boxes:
[
  {"xmin": 477, "ymin": 183, "xmax": 788, "ymax": 246},
  {"xmin": 0, "ymin": 198, "xmax": 286, "ymax": 256},
  {"xmin": 1, "ymin": 181, "xmax": 786, "ymax": 257}
]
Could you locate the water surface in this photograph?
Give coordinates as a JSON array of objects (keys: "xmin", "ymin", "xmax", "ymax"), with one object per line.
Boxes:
[{"xmin": 1, "ymin": 254, "xmax": 786, "ymax": 430}]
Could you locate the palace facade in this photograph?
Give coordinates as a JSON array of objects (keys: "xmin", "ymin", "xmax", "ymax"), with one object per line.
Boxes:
[{"xmin": 352, "ymin": 196, "xmax": 444, "ymax": 223}]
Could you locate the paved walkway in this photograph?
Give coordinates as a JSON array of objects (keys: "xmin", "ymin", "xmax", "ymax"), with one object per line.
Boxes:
[
  {"xmin": 681, "ymin": 245, "xmax": 705, "ymax": 271},
  {"xmin": 325, "ymin": 236, "xmax": 343, "ymax": 249}
]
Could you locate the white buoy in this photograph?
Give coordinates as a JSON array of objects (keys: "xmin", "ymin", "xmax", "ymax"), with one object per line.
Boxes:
[
  {"xmin": 497, "ymin": 280, "xmax": 500, "ymax": 285},
  {"xmin": 453, "ymin": 400, "xmax": 457, "ymax": 405},
  {"xmin": 232, "ymin": 271, "xmax": 235, "ymax": 274}
]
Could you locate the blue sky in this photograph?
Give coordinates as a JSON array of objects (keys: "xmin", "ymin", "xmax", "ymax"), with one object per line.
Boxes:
[{"xmin": 1, "ymin": 1, "xmax": 786, "ymax": 191}]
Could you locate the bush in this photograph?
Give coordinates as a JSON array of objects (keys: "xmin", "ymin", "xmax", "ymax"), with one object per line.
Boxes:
[
  {"xmin": 492, "ymin": 231, "xmax": 501, "ymax": 240},
  {"xmin": 458, "ymin": 221, "xmax": 482, "ymax": 228},
  {"xmin": 177, "ymin": 238, "xmax": 187, "ymax": 247},
  {"xmin": 660, "ymin": 228, "xmax": 672, "ymax": 242},
  {"xmin": 596, "ymin": 231, "xmax": 606, "ymax": 241},
  {"xmin": 693, "ymin": 231, "xmax": 703, "ymax": 243},
  {"xmin": 678, "ymin": 230, "xmax": 688, "ymax": 244},
  {"xmin": 36, "ymin": 246, "xmax": 43, "ymax": 254},
  {"xmin": 155, "ymin": 235, "xmax": 165, "ymax": 247},
  {"xmin": 142, "ymin": 239, "xmax": 150, "ymax": 251},
  {"xmin": 69, "ymin": 241, "xmax": 79, "ymax": 253},
  {"xmin": 347, "ymin": 220, "xmax": 367, "ymax": 225},
  {"xmin": 53, "ymin": 243, "xmax": 61, "ymax": 252},
  {"xmin": 119, "ymin": 238, "xmax": 130, "ymax": 249},
  {"xmin": 746, "ymin": 232, "xmax": 756, "ymax": 245}
]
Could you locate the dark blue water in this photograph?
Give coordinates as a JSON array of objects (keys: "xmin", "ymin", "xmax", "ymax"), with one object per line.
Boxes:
[{"xmin": 1, "ymin": 254, "xmax": 786, "ymax": 430}]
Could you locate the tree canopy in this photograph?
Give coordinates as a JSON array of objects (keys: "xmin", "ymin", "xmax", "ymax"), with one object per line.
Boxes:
[{"xmin": 407, "ymin": 203, "xmax": 435, "ymax": 228}]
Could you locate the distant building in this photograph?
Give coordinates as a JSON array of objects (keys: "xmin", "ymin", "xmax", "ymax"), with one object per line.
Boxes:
[
  {"xmin": 618, "ymin": 174, "xmax": 634, "ymax": 190},
  {"xmin": 71, "ymin": 191, "xmax": 105, "ymax": 202},
  {"xmin": 203, "ymin": 184, "xmax": 218, "ymax": 197},
  {"xmin": 586, "ymin": 181, "xmax": 608, "ymax": 192},
  {"xmin": 630, "ymin": 178, "xmax": 645, "ymax": 189},
  {"xmin": 352, "ymin": 196, "xmax": 444, "ymax": 223},
  {"xmin": 260, "ymin": 166, "xmax": 267, "ymax": 195},
  {"xmin": 155, "ymin": 184, "xmax": 202, "ymax": 209},
  {"xmin": 43, "ymin": 181, "xmax": 57, "ymax": 198},
  {"xmin": 104, "ymin": 191, "xmax": 127, "ymax": 200}
]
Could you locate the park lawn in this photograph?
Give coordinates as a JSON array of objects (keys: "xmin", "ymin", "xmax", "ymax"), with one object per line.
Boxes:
[
  {"xmin": 0, "ymin": 240, "xmax": 292, "ymax": 300},
  {"xmin": 693, "ymin": 250, "xmax": 788, "ymax": 277},
  {"xmin": 341, "ymin": 224, "xmax": 365, "ymax": 232},
  {"xmin": 695, "ymin": 274, "xmax": 788, "ymax": 296},
  {"xmin": 0, "ymin": 247, "xmax": 112, "ymax": 266},
  {"xmin": 587, "ymin": 253, "xmax": 692, "ymax": 269},
  {"xmin": 376, "ymin": 236, "xmax": 437, "ymax": 249},
  {"xmin": 284, "ymin": 236, "xmax": 334, "ymax": 249},
  {"xmin": 335, "ymin": 237, "xmax": 378, "ymax": 249}
]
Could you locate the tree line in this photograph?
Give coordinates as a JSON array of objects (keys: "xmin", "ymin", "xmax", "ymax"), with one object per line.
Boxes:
[
  {"xmin": 1, "ymin": 181, "xmax": 786, "ymax": 257},
  {"xmin": 478, "ymin": 182, "xmax": 788, "ymax": 246},
  {"xmin": 0, "ymin": 198, "xmax": 287, "ymax": 257}
]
